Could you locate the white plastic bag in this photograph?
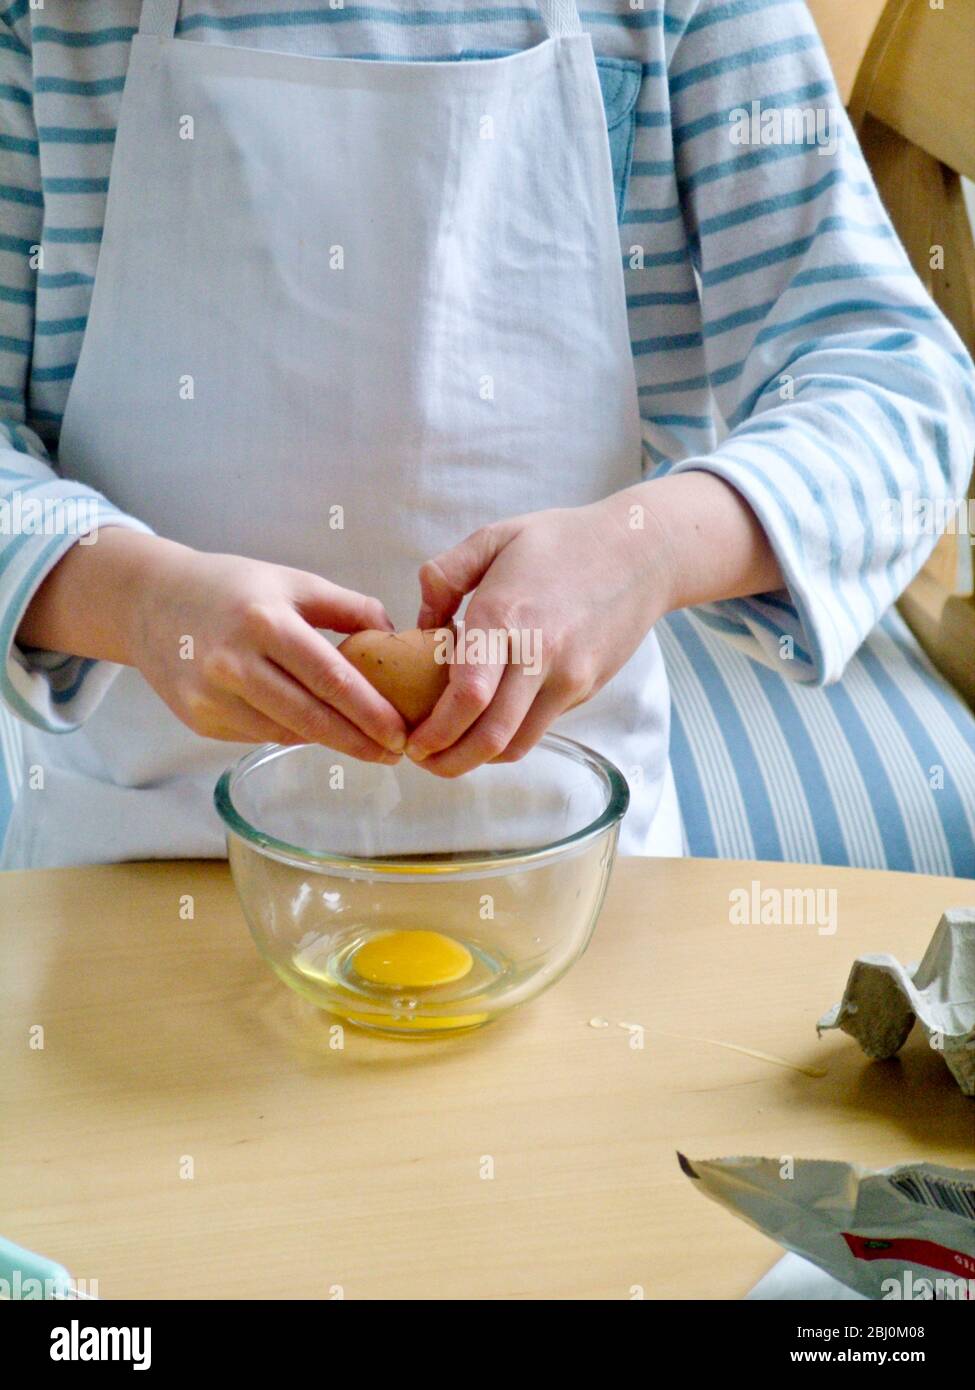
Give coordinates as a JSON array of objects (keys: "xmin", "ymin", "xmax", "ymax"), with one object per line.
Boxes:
[{"xmin": 680, "ymin": 1154, "xmax": 975, "ymax": 1300}]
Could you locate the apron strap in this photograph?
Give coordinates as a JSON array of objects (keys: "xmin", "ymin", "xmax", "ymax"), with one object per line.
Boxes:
[
  {"xmin": 139, "ymin": 0, "xmax": 180, "ymax": 38},
  {"xmin": 537, "ymin": 0, "xmax": 584, "ymax": 38}
]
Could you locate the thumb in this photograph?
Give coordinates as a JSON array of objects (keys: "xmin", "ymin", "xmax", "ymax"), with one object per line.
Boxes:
[
  {"xmin": 417, "ymin": 520, "xmax": 517, "ymax": 628},
  {"xmin": 293, "ymin": 573, "xmax": 395, "ymax": 635}
]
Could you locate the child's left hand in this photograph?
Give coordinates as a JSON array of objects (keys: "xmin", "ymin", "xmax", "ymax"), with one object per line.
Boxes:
[
  {"xmin": 408, "ymin": 470, "xmax": 784, "ymax": 775},
  {"xmin": 405, "ymin": 494, "xmax": 672, "ymax": 775}
]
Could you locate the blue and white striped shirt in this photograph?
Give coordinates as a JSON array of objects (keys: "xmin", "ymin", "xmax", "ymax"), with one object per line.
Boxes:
[{"xmin": 2, "ymin": 0, "xmax": 974, "ymax": 732}]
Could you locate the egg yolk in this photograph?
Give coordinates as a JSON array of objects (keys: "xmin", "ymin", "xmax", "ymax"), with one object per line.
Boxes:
[{"xmin": 351, "ymin": 930, "xmax": 473, "ymax": 989}]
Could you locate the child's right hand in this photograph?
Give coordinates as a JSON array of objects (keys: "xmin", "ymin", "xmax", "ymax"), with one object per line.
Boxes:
[{"xmin": 18, "ymin": 530, "xmax": 409, "ymax": 761}]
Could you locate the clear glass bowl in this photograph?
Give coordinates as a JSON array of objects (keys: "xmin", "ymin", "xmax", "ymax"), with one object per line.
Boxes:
[{"xmin": 214, "ymin": 734, "xmax": 628, "ymax": 1038}]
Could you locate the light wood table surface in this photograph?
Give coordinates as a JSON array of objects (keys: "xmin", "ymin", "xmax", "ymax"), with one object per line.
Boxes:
[{"xmin": 2, "ymin": 856, "xmax": 972, "ymax": 1300}]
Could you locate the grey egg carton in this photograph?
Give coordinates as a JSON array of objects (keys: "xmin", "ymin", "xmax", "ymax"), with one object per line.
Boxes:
[{"xmin": 818, "ymin": 908, "xmax": 975, "ymax": 1096}]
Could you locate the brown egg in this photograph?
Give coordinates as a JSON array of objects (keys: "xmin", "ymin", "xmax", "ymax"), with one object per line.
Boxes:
[{"xmin": 338, "ymin": 628, "xmax": 450, "ymax": 727}]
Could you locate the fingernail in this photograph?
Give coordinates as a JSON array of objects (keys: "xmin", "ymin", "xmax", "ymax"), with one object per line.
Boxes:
[
  {"xmin": 386, "ymin": 731, "xmax": 407, "ymax": 753},
  {"xmin": 406, "ymin": 741, "xmax": 427, "ymax": 762}
]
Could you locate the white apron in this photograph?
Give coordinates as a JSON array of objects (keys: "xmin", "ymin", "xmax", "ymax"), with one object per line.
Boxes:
[{"xmin": 2, "ymin": 0, "xmax": 680, "ymax": 869}]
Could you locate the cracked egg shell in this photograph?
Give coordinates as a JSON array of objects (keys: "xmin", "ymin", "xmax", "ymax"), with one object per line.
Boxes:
[{"xmin": 338, "ymin": 628, "xmax": 450, "ymax": 727}]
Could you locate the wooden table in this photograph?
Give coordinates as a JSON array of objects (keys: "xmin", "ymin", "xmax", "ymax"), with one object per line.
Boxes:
[{"xmin": 1, "ymin": 857, "xmax": 972, "ymax": 1300}]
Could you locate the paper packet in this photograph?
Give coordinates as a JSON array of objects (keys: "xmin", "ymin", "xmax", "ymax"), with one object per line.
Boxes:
[
  {"xmin": 680, "ymin": 1154, "xmax": 975, "ymax": 1300},
  {"xmin": 817, "ymin": 908, "xmax": 975, "ymax": 1095}
]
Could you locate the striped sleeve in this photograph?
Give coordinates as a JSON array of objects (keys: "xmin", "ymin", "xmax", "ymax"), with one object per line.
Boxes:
[
  {"xmin": 0, "ymin": 14, "xmax": 151, "ymax": 734},
  {"xmin": 660, "ymin": 0, "xmax": 975, "ymax": 684}
]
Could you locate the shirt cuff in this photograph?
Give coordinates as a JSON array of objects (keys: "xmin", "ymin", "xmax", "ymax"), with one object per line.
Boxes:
[
  {"xmin": 2, "ymin": 502, "xmax": 154, "ymax": 733},
  {"xmin": 665, "ymin": 455, "xmax": 836, "ymax": 684}
]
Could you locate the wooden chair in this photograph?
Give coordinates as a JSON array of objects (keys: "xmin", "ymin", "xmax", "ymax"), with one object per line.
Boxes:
[{"xmin": 808, "ymin": 0, "xmax": 975, "ymax": 706}]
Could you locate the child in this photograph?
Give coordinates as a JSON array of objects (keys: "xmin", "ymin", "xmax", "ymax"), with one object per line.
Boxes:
[{"xmin": 1, "ymin": 0, "xmax": 972, "ymax": 867}]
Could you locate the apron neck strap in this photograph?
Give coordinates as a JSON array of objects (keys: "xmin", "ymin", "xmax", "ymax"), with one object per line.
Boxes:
[
  {"xmin": 139, "ymin": 0, "xmax": 180, "ymax": 37},
  {"xmin": 537, "ymin": 0, "xmax": 584, "ymax": 38},
  {"xmin": 138, "ymin": 1, "xmax": 582, "ymax": 42}
]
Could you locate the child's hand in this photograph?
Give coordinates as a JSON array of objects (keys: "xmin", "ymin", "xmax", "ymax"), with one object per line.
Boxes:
[
  {"xmin": 125, "ymin": 541, "xmax": 409, "ymax": 758},
  {"xmin": 406, "ymin": 471, "xmax": 783, "ymax": 776},
  {"xmin": 405, "ymin": 496, "xmax": 670, "ymax": 775},
  {"xmin": 17, "ymin": 530, "xmax": 409, "ymax": 759}
]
